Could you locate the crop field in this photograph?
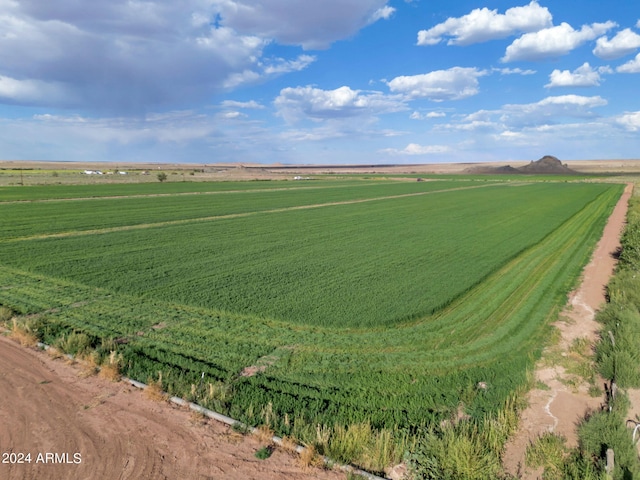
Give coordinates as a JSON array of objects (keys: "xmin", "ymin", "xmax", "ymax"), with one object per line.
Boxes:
[{"xmin": 0, "ymin": 178, "xmax": 624, "ymax": 437}]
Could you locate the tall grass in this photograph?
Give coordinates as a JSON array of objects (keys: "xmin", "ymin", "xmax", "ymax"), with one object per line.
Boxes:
[{"xmin": 407, "ymin": 391, "xmax": 523, "ymax": 480}]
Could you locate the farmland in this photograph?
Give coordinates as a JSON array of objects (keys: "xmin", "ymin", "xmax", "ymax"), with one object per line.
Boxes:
[{"xmin": 0, "ymin": 177, "xmax": 624, "ymax": 462}]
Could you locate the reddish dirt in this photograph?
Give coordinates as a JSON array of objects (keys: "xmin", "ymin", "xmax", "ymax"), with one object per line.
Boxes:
[
  {"xmin": 0, "ymin": 336, "xmax": 345, "ymax": 480},
  {"xmin": 503, "ymin": 183, "xmax": 633, "ymax": 478}
]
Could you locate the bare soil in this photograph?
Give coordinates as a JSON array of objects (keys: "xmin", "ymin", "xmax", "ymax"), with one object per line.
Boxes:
[
  {"xmin": 0, "ymin": 336, "xmax": 345, "ymax": 480},
  {"xmin": 502, "ymin": 183, "xmax": 633, "ymax": 479},
  {"xmin": 1, "ymin": 159, "xmax": 640, "ymax": 186}
]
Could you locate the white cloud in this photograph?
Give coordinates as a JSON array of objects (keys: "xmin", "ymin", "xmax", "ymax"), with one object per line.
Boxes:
[
  {"xmin": 263, "ymin": 55, "xmax": 316, "ymax": 75},
  {"xmin": 502, "ymin": 21, "xmax": 617, "ymax": 62},
  {"xmin": 616, "ymin": 111, "xmax": 640, "ymax": 131},
  {"xmin": 417, "ymin": 1, "xmax": 551, "ymax": 46},
  {"xmin": 593, "ymin": 28, "xmax": 640, "ymax": 59},
  {"xmin": 387, "ymin": 67, "xmax": 487, "ymax": 101},
  {"xmin": 211, "ymin": 0, "xmax": 393, "ymax": 50},
  {"xmin": 494, "ymin": 67, "xmax": 537, "ymax": 75},
  {"xmin": 274, "ymin": 85, "xmax": 406, "ymax": 123},
  {"xmin": 26, "ymin": 110, "xmax": 220, "ymax": 145},
  {"xmin": 370, "ymin": 5, "xmax": 395, "ymax": 22},
  {"xmin": 0, "ymin": 1, "xmax": 390, "ymax": 112},
  {"xmin": 410, "ymin": 111, "xmax": 447, "ymax": 120},
  {"xmin": 0, "ymin": 75, "xmax": 68, "ymax": 104},
  {"xmin": 545, "ymin": 62, "xmax": 606, "ymax": 88},
  {"xmin": 447, "ymin": 95, "xmax": 609, "ymax": 133},
  {"xmin": 617, "ymin": 53, "xmax": 640, "ymax": 73},
  {"xmin": 220, "ymin": 100, "xmax": 265, "ymax": 109},
  {"xmin": 381, "ymin": 143, "xmax": 451, "ymax": 155},
  {"xmin": 0, "ymin": 2, "xmax": 270, "ymax": 111},
  {"xmin": 436, "ymin": 119, "xmax": 498, "ymax": 132},
  {"xmin": 501, "ymin": 95, "xmax": 608, "ymax": 127}
]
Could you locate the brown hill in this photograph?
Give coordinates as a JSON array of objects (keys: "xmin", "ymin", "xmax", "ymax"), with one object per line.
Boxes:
[
  {"xmin": 519, "ymin": 155, "xmax": 577, "ymax": 174},
  {"xmin": 465, "ymin": 156, "xmax": 578, "ymax": 175}
]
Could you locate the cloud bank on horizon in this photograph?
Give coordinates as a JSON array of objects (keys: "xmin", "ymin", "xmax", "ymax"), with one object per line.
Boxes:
[{"xmin": 0, "ymin": 0, "xmax": 639, "ymax": 164}]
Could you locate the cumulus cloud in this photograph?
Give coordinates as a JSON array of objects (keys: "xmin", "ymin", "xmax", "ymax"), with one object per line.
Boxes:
[
  {"xmin": 220, "ymin": 100, "xmax": 265, "ymax": 109},
  {"xmin": 417, "ymin": 1, "xmax": 551, "ymax": 46},
  {"xmin": 211, "ymin": 0, "xmax": 393, "ymax": 50},
  {"xmin": 0, "ymin": 75, "xmax": 69, "ymax": 104},
  {"xmin": 448, "ymin": 95, "xmax": 608, "ymax": 132},
  {"xmin": 593, "ymin": 28, "xmax": 640, "ymax": 59},
  {"xmin": 274, "ymin": 85, "xmax": 406, "ymax": 123},
  {"xmin": 381, "ymin": 143, "xmax": 451, "ymax": 155},
  {"xmin": 617, "ymin": 53, "xmax": 640, "ymax": 73},
  {"xmin": 501, "ymin": 95, "xmax": 608, "ymax": 127},
  {"xmin": 545, "ymin": 63, "xmax": 608, "ymax": 88},
  {"xmin": 0, "ymin": 2, "xmax": 269, "ymax": 112},
  {"xmin": 263, "ymin": 55, "xmax": 316, "ymax": 75},
  {"xmin": 494, "ymin": 67, "xmax": 537, "ymax": 75},
  {"xmin": 0, "ymin": 0, "xmax": 391, "ymax": 112},
  {"xmin": 616, "ymin": 111, "xmax": 640, "ymax": 131},
  {"xmin": 502, "ymin": 21, "xmax": 617, "ymax": 62},
  {"xmin": 410, "ymin": 111, "xmax": 446, "ymax": 120},
  {"xmin": 387, "ymin": 67, "xmax": 487, "ymax": 101}
]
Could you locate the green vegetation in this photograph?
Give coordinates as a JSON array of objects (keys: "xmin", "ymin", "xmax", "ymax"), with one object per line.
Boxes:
[
  {"xmin": 255, "ymin": 446, "xmax": 273, "ymax": 459},
  {"xmin": 0, "ymin": 177, "xmax": 624, "ymax": 473}
]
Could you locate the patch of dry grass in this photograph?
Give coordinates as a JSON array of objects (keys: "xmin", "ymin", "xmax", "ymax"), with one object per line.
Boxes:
[
  {"xmin": 255, "ymin": 424, "xmax": 274, "ymax": 444},
  {"xmin": 144, "ymin": 373, "xmax": 168, "ymax": 402},
  {"xmin": 280, "ymin": 435, "xmax": 301, "ymax": 453},
  {"xmin": 99, "ymin": 351, "xmax": 123, "ymax": 382},
  {"xmin": 298, "ymin": 444, "xmax": 323, "ymax": 470},
  {"xmin": 9, "ymin": 318, "xmax": 39, "ymax": 347},
  {"xmin": 77, "ymin": 352, "xmax": 100, "ymax": 378}
]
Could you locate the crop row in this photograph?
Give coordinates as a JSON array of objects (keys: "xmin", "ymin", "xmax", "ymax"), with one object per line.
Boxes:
[
  {"xmin": 0, "ymin": 182, "xmax": 619, "ymax": 329},
  {"xmin": 0, "ymin": 178, "xmax": 376, "ymax": 202},
  {"xmin": 0, "ymin": 180, "xmax": 470, "ymax": 240},
  {"xmin": 0, "ymin": 181, "xmax": 623, "ymax": 434}
]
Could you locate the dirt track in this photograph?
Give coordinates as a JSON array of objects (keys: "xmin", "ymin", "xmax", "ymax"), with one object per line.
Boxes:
[
  {"xmin": 0, "ymin": 337, "xmax": 344, "ymax": 480},
  {"xmin": 503, "ymin": 182, "xmax": 633, "ymax": 478}
]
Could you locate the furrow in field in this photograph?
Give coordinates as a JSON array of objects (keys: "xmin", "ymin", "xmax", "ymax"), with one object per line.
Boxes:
[
  {"xmin": 0, "ymin": 181, "xmax": 623, "ymax": 431},
  {"xmin": 2, "ymin": 182, "xmax": 511, "ymax": 243},
  {"xmin": 0, "ymin": 180, "xmax": 396, "ymax": 204}
]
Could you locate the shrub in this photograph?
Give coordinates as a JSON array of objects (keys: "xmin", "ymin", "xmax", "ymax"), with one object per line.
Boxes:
[
  {"xmin": 54, "ymin": 331, "xmax": 92, "ymax": 356},
  {"xmin": 255, "ymin": 446, "xmax": 273, "ymax": 460}
]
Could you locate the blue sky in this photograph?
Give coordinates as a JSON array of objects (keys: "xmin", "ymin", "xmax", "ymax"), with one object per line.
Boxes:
[{"xmin": 1, "ymin": 0, "xmax": 639, "ymax": 164}]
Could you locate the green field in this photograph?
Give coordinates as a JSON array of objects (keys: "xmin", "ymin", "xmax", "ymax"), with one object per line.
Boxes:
[{"xmin": 0, "ymin": 178, "xmax": 624, "ymax": 443}]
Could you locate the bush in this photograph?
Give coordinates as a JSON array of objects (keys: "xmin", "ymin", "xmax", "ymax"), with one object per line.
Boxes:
[
  {"xmin": 406, "ymin": 424, "xmax": 504, "ymax": 480},
  {"xmin": 255, "ymin": 446, "xmax": 273, "ymax": 459},
  {"xmin": 578, "ymin": 409, "xmax": 640, "ymax": 480},
  {"xmin": 0, "ymin": 305, "xmax": 14, "ymax": 323},
  {"xmin": 54, "ymin": 331, "xmax": 92, "ymax": 356}
]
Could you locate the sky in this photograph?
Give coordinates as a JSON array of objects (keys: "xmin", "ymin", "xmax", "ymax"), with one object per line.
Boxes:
[{"xmin": 0, "ymin": 0, "xmax": 639, "ymax": 164}]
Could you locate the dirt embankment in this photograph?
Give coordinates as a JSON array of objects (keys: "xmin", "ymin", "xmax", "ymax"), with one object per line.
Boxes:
[
  {"xmin": 503, "ymin": 183, "xmax": 633, "ymax": 478},
  {"xmin": 0, "ymin": 336, "xmax": 345, "ymax": 480}
]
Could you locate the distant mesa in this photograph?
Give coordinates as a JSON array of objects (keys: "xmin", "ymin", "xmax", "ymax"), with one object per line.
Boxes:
[{"xmin": 465, "ymin": 155, "xmax": 578, "ymax": 175}]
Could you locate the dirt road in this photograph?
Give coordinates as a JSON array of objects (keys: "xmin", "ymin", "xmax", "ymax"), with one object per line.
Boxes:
[
  {"xmin": 0, "ymin": 336, "xmax": 344, "ymax": 480},
  {"xmin": 503, "ymin": 183, "xmax": 633, "ymax": 478}
]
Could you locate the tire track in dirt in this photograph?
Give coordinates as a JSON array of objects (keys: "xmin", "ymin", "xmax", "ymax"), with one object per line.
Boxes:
[
  {"xmin": 503, "ymin": 182, "xmax": 632, "ymax": 479},
  {"xmin": 0, "ymin": 336, "xmax": 344, "ymax": 480},
  {"xmin": 0, "ymin": 181, "xmax": 398, "ymax": 204},
  {"xmin": 3, "ymin": 182, "xmax": 517, "ymax": 243}
]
